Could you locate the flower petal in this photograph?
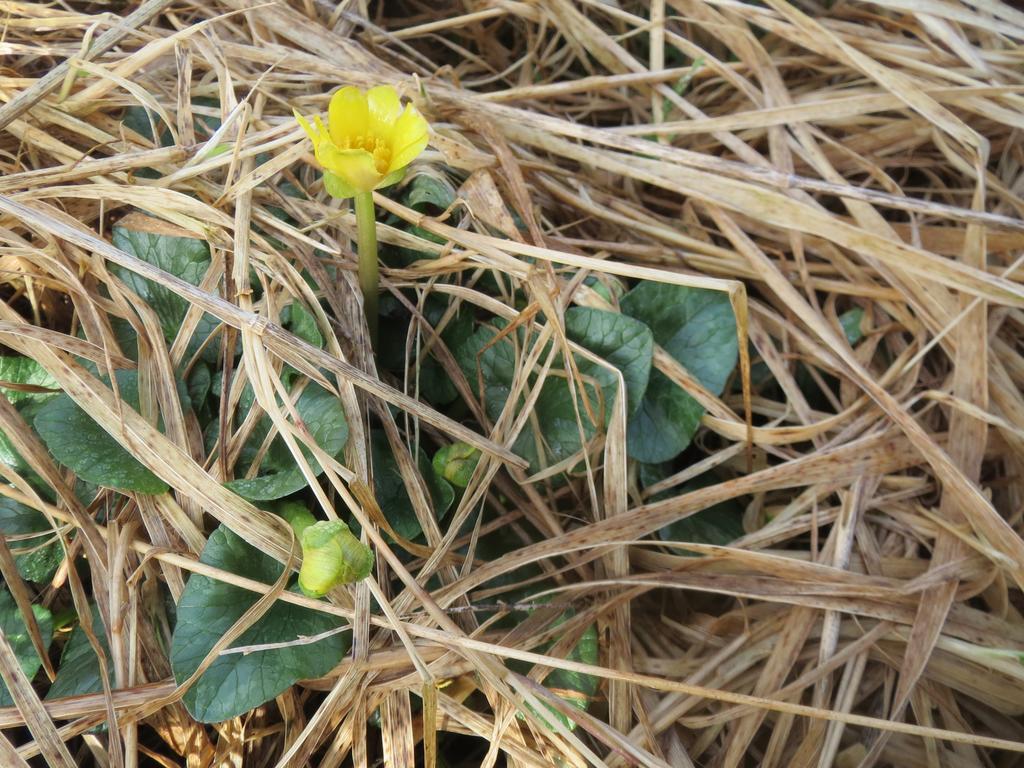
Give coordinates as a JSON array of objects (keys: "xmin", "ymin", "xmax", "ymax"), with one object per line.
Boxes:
[
  {"xmin": 365, "ymin": 85, "xmax": 401, "ymax": 137},
  {"xmin": 294, "ymin": 109, "xmax": 320, "ymax": 144},
  {"xmin": 386, "ymin": 105, "xmax": 429, "ymax": 173},
  {"xmin": 328, "ymin": 86, "xmax": 368, "ymax": 145},
  {"xmin": 316, "ymin": 144, "xmax": 382, "ymax": 193}
]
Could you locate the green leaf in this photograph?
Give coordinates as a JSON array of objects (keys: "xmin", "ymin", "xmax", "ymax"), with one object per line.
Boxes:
[
  {"xmin": 122, "ymin": 106, "xmax": 173, "ymax": 147},
  {"xmin": 0, "ymin": 429, "xmax": 24, "ymax": 471},
  {"xmin": 641, "ymin": 464, "xmax": 745, "ymax": 546},
  {"xmin": 388, "ymin": 173, "xmax": 458, "ymax": 256},
  {"xmin": 111, "ymin": 216, "xmax": 220, "ymax": 363},
  {"xmin": 170, "ymin": 525, "xmax": 349, "ymax": 723},
  {"xmin": 417, "ymin": 357, "xmax": 459, "ymax": 406},
  {"xmin": 621, "ymin": 283, "xmax": 737, "ymax": 463},
  {"xmin": 405, "ymin": 174, "xmax": 456, "ymax": 213},
  {"xmin": 0, "ymin": 589, "xmax": 53, "ymax": 707},
  {"xmin": 621, "ymin": 282, "xmax": 737, "ymax": 393},
  {"xmin": 564, "ymin": 307, "xmax": 653, "ymax": 415},
  {"xmin": 660, "ymin": 504, "xmax": 744, "ymax": 546},
  {"xmin": 516, "ymin": 609, "xmax": 598, "ymax": 732},
  {"xmin": 540, "ymin": 622, "xmax": 599, "ymax": 730},
  {"xmin": 417, "ymin": 305, "xmax": 475, "ymax": 406},
  {"xmin": 224, "ymin": 383, "xmax": 349, "ymax": 501},
  {"xmin": 840, "ymin": 307, "xmax": 865, "ymax": 346},
  {"xmin": 452, "ymin": 324, "xmax": 605, "ymax": 476},
  {"xmin": 0, "ymin": 359, "xmax": 60, "ymax": 473},
  {"xmin": 281, "ymin": 303, "xmax": 323, "ymax": 349},
  {"xmin": 452, "ymin": 324, "xmax": 517, "ymax": 423},
  {"xmin": 0, "ymin": 498, "xmax": 63, "ymax": 583},
  {"xmin": 105, "ymin": 316, "xmax": 141, "ymax": 363},
  {"xmin": 582, "ymin": 275, "xmax": 625, "ymax": 305},
  {"xmin": 511, "ymin": 374, "xmax": 602, "ymax": 475},
  {"xmin": 470, "ymin": 528, "xmax": 543, "ymax": 600},
  {"xmin": 372, "ymin": 433, "xmax": 454, "ymax": 540},
  {"xmin": 624, "ymin": 371, "xmax": 703, "ymax": 464},
  {"xmin": 47, "ymin": 604, "xmax": 112, "ymax": 700},
  {"xmin": 187, "ymin": 363, "xmax": 213, "ymax": 409},
  {"xmin": 191, "ymin": 96, "xmax": 223, "ymax": 138},
  {"xmin": 34, "ymin": 370, "xmax": 169, "ymax": 494},
  {"xmin": 0, "ymin": 400, "xmax": 49, "ymax": 475},
  {"xmin": 0, "ymin": 357, "xmax": 59, "ymax": 405},
  {"xmin": 450, "ymin": 325, "xmax": 511, "ymax": 465}
]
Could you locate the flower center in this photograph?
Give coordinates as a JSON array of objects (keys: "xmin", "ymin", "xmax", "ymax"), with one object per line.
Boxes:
[{"xmin": 340, "ymin": 133, "xmax": 391, "ymax": 174}]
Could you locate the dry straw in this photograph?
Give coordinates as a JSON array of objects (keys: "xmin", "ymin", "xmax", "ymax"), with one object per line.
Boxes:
[{"xmin": 0, "ymin": 0, "xmax": 1022, "ymax": 766}]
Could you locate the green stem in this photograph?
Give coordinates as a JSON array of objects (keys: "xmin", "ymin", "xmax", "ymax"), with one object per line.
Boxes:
[{"xmin": 354, "ymin": 191, "xmax": 379, "ymax": 347}]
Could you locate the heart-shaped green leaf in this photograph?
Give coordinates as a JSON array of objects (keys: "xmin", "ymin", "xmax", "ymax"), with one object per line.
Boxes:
[
  {"xmin": 34, "ymin": 370, "xmax": 172, "ymax": 494},
  {"xmin": 170, "ymin": 525, "xmax": 349, "ymax": 723},
  {"xmin": 620, "ymin": 282, "xmax": 737, "ymax": 462},
  {"xmin": 225, "ymin": 383, "xmax": 349, "ymax": 501}
]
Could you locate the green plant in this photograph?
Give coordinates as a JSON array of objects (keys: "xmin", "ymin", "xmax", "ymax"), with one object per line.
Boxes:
[{"xmin": 0, "ymin": 84, "xmax": 746, "ymax": 731}]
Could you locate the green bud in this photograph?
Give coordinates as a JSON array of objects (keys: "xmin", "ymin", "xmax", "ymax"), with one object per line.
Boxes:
[
  {"xmin": 432, "ymin": 442, "xmax": 481, "ymax": 488},
  {"xmin": 277, "ymin": 502, "xmax": 317, "ymax": 540},
  {"xmin": 298, "ymin": 520, "xmax": 374, "ymax": 598}
]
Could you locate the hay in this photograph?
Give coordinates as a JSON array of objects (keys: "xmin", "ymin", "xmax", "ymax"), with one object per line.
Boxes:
[{"xmin": 0, "ymin": 0, "xmax": 1022, "ymax": 765}]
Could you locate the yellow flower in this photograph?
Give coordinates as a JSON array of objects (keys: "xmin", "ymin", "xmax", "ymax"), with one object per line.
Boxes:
[{"xmin": 295, "ymin": 85, "xmax": 429, "ymax": 198}]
